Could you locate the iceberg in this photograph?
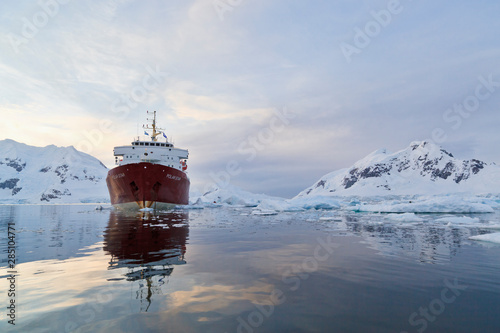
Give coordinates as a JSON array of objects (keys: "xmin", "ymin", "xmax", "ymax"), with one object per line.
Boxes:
[
  {"xmin": 349, "ymin": 196, "xmax": 494, "ymax": 214},
  {"xmin": 469, "ymin": 232, "xmax": 500, "ymax": 244},
  {"xmin": 189, "ymin": 184, "xmax": 281, "ymax": 207},
  {"xmin": 386, "ymin": 213, "xmax": 424, "ymax": 222}
]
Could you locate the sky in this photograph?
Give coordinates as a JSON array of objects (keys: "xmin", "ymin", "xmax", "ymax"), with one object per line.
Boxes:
[{"xmin": 1, "ymin": 0, "xmax": 500, "ymax": 198}]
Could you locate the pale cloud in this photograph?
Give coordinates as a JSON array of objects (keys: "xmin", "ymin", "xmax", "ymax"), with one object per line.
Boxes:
[
  {"xmin": 1, "ymin": 0, "xmax": 500, "ymax": 197},
  {"xmin": 166, "ymin": 89, "xmax": 272, "ymax": 122}
]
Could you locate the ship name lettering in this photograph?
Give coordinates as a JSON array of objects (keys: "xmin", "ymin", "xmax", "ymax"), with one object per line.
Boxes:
[
  {"xmin": 112, "ymin": 173, "xmax": 126, "ymax": 179},
  {"xmin": 166, "ymin": 174, "xmax": 181, "ymax": 181}
]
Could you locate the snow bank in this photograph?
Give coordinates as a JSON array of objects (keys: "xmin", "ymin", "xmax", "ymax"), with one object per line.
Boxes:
[
  {"xmin": 189, "ymin": 185, "xmax": 281, "ymax": 207},
  {"xmin": 469, "ymin": 232, "xmax": 500, "ymax": 244},
  {"xmin": 350, "ymin": 196, "xmax": 494, "ymax": 214}
]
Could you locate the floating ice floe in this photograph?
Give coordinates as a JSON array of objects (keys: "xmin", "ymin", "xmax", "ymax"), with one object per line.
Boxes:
[
  {"xmin": 435, "ymin": 216, "xmax": 480, "ymax": 225},
  {"xmin": 252, "ymin": 209, "xmax": 279, "ymax": 216},
  {"xmin": 252, "ymin": 199, "xmax": 299, "ymax": 212},
  {"xmin": 350, "ymin": 196, "xmax": 494, "ymax": 214},
  {"xmin": 386, "ymin": 213, "xmax": 424, "ymax": 222},
  {"xmin": 188, "ymin": 184, "xmax": 500, "ymax": 225},
  {"xmin": 289, "ymin": 196, "xmax": 342, "ymax": 210},
  {"xmin": 253, "ymin": 195, "xmax": 342, "ymax": 212},
  {"xmin": 318, "ymin": 216, "xmax": 343, "ymax": 221},
  {"xmin": 469, "ymin": 232, "xmax": 500, "ymax": 244},
  {"xmin": 482, "ymin": 224, "xmax": 500, "ymax": 230}
]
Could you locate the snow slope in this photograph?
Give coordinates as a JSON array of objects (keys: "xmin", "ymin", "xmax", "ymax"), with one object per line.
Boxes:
[
  {"xmin": 0, "ymin": 139, "xmax": 109, "ymax": 203},
  {"xmin": 189, "ymin": 184, "xmax": 280, "ymax": 207},
  {"xmin": 297, "ymin": 141, "xmax": 500, "ymax": 197}
]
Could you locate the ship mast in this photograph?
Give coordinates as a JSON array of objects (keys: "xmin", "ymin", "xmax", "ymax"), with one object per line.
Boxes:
[{"xmin": 143, "ymin": 111, "xmax": 164, "ymax": 142}]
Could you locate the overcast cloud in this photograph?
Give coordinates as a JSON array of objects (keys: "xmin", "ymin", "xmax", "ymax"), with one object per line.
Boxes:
[{"xmin": 1, "ymin": 0, "xmax": 499, "ymax": 197}]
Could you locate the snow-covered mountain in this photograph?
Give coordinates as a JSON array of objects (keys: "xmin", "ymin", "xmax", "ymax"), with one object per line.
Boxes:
[
  {"xmin": 0, "ymin": 139, "xmax": 109, "ymax": 203},
  {"xmin": 297, "ymin": 140, "xmax": 500, "ymax": 197}
]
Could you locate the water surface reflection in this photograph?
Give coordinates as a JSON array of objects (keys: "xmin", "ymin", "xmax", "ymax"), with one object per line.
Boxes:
[
  {"xmin": 103, "ymin": 210, "xmax": 189, "ymax": 312},
  {"xmin": 1, "ymin": 205, "xmax": 500, "ymax": 333}
]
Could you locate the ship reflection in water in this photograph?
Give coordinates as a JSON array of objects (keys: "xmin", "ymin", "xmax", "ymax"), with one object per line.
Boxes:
[{"xmin": 103, "ymin": 210, "xmax": 189, "ymax": 312}]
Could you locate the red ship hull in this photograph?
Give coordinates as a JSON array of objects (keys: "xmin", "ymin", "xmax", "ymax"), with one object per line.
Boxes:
[{"xmin": 106, "ymin": 162, "xmax": 190, "ymax": 209}]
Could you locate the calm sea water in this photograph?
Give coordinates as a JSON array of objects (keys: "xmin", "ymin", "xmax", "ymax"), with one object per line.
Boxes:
[{"xmin": 1, "ymin": 204, "xmax": 500, "ymax": 332}]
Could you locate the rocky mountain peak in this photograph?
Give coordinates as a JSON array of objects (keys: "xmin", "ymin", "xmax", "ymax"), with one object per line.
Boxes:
[{"xmin": 297, "ymin": 140, "xmax": 498, "ymax": 197}]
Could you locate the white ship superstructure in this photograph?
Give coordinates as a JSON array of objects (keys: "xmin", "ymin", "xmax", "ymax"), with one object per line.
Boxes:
[{"xmin": 112, "ymin": 111, "xmax": 188, "ymax": 171}]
